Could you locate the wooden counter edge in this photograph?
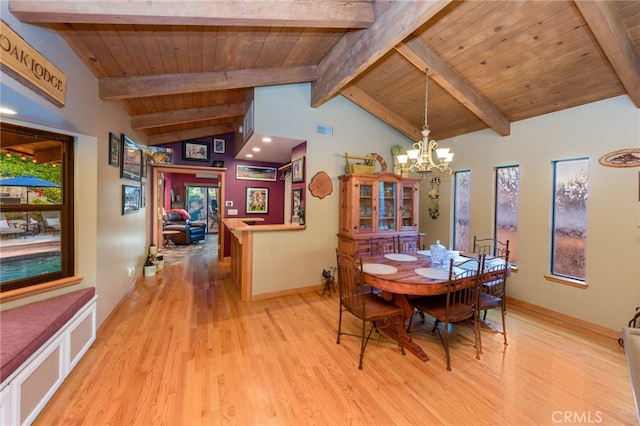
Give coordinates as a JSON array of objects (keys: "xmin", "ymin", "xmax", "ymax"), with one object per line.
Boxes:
[{"xmin": 222, "ymin": 218, "xmax": 306, "ymax": 232}]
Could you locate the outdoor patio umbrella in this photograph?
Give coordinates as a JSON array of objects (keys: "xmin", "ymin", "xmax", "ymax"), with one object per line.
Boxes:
[
  {"xmin": 0, "ymin": 175, "xmax": 61, "ymax": 203},
  {"xmin": 0, "ymin": 175, "xmax": 61, "ymax": 226}
]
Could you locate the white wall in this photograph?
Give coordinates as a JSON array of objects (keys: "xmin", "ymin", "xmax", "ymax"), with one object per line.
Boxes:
[
  {"xmin": 251, "ymin": 83, "xmax": 413, "ymax": 293},
  {"xmin": 423, "ymin": 96, "xmax": 640, "ymax": 330},
  {"xmin": 1, "ymin": 3, "xmax": 150, "ymax": 326}
]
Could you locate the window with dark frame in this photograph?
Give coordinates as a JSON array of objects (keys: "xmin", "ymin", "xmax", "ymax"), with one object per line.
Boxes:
[
  {"xmin": 453, "ymin": 170, "xmax": 471, "ymax": 252},
  {"xmin": 0, "ymin": 122, "xmax": 74, "ymax": 293},
  {"xmin": 495, "ymin": 165, "xmax": 520, "ymax": 264},
  {"xmin": 551, "ymin": 158, "xmax": 589, "ymax": 281}
]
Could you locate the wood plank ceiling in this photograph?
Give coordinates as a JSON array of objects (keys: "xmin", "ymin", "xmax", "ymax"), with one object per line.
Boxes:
[{"xmin": 8, "ymin": 0, "xmax": 640, "ymax": 163}]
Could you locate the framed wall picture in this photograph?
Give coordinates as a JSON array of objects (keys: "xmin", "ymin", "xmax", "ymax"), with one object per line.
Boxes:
[
  {"xmin": 182, "ymin": 141, "xmax": 210, "ymax": 162},
  {"xmin": 246, "ymin": 187, "xmax": 269, "ymax": 214},
  {"xmin": 292, "ymin": 157, "xmax": 304, "ymax": 182},
  {"xmin": 236, "ymin": 165, "xmax": 277, "ymax": 181},
  {"xmin": 120, "ymin": 134, "xmax": 142, "ymax": 182},
  {"xmin": 141, "ymin": 147, "xmax": 149, "ymax": 178},
  {"xmin": 108, "ymin": 132, "xmax": 120, "ymax": 167},
  {"xmin": 122, "ymin": 184, "xmax": 140, "ymax": 215},
  {"xmin": 213, "ymin": 138, "xmax": 226, "ymax": 154},
  {"xmin": 213, "ymin": 160, "xmax": 225, "ymax": 168},
  {"xmin": 141, "ymin": 182, "xmax": 147, "ymax": 208},
  {"xmin": 149, "ymin": 146, "xmax": 173, "ymax": 164},
  {"xmin": 292, "ymin": 187, "xmax": 303, "ymax": 220}
]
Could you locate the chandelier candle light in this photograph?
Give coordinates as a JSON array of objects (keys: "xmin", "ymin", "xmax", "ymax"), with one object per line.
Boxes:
[{"xmin": 397, "ymin": 69, "xmax": 454, "ymax": 175}]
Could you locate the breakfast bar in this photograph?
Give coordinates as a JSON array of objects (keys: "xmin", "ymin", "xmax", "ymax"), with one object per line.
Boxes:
[{"xmin": 222, "ymin": 218, "xmax": 305, "ymax": 301}]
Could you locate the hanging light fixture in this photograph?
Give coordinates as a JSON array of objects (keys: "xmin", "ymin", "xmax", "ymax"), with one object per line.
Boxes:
[{"xmin": 397, "ymin": 69, "xmax": 454, "ymax": 175}]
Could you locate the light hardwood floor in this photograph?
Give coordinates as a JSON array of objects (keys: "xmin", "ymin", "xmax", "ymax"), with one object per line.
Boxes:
[{"xmin": 35, "ymin": 238, "xmax": 636, "ymax": 425}]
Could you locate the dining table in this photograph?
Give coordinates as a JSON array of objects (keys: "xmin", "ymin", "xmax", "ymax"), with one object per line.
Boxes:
[{"xmin": 360, "ymin": 250, "xmax": 507, "ymax": 362}]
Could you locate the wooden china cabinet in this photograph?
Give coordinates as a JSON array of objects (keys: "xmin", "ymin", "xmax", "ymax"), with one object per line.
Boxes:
[{"xmin": 338, "ymin": 172, "xmax": 421, "ymax": 258}]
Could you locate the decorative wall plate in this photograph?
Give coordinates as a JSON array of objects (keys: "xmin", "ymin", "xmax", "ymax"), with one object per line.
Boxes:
[
  {"xmin": 308, "ymin": 171, "xmax": 332, "ymax": 199},
  {"xmin": 598, "ymin": 148, "xmax": 640, "ymax": 168}
]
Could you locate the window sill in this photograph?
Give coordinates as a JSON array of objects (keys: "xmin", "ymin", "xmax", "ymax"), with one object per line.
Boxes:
[
  {"xmin": 543, "ymin": 274, "xmax": 588, "ymax": 289},
  {"xmin": 0, "ymin": 276, "xmax": 84, "ymax": 303}
]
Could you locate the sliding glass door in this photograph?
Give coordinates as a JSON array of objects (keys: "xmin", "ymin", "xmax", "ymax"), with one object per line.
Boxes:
[{"xmin": 186, "ymin": 185, "xmax": 219, "ymax": 233}]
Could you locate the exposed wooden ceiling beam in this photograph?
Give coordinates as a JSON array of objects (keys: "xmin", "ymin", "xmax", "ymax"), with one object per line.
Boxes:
[
  {"xmin": 9, "ymin": 0, "xmax": 374, "ymax": 28},
  {"xmin": 132, "ymin": 103, "xmax": 244, "ymax": 130},
  {"xmin": 574, "ymin": 0, "xmax": 640, "ymax": 108},
  {"xmin": 310, "ymin": 0, "xmax": 452, "ymax": 108},
  {"xmin": 396, "ymin": 39, "xmax": 511, "ymax": 137},
  {"xmin": 340, "ymin": 85, "xmax": 421, "ymax": 141},
  {"xmin": 148, "ymin": 123, "xmax": 236, "ymax": 146},
  {"xmin": 99, "ymin": 66, "xmax": 319, "ymax": 100}
]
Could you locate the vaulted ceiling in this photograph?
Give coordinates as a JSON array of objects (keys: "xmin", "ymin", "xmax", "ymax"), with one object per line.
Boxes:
[{"xmin": 8, "ymin": 0, "xmax": 640, "ymax": 162}]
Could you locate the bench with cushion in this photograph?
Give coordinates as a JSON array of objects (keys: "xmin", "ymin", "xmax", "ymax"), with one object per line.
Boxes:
[{"xmin": 0, "ymin": 288, "xmax": 97, "ymax": 425}]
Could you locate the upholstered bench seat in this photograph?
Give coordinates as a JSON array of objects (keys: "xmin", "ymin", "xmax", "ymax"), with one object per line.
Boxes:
[
  {"xmin": 0, "ymin": 287, "xmax": 97, "ymax": 425},
  {"xmin": 1, "ymin": 288, "xmax": 95, "ymax": 382}
]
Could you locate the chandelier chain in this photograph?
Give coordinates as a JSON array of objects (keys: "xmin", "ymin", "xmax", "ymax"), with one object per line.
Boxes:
[
  {"xmin": 424, "ymin": 68, "xmax": 429, "ymax": 131},
  {"xmin": 395, "ymin": 67, "xmax": 454, "ymax": 175}
]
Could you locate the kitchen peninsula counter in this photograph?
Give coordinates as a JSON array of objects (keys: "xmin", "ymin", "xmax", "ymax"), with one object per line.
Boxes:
[{"xmin": 222, "ymin": 218, "xmax": 306, "ymax": 301}]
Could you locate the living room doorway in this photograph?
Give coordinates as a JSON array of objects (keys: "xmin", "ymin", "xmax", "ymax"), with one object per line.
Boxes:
[
  {"xmin": 185, "ymin": 184, "xmax": 219, "ymax": 234},
  {"xmin": 150, "ymin": 164, "xmax": 225, "ymax": 261}
]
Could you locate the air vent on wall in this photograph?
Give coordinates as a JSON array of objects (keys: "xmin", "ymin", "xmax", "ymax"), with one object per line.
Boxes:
[{"xmin": 316, "ymin": 124, "xmax": 333, "ymax": 136}]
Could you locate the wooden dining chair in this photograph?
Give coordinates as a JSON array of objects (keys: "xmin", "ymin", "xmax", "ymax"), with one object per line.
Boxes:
[
  {"xmin": 472, "ymin": 235, "xmax": 509, "ymax": 258},
  {"xmin": 477, "ymin": 250, "xmax": 510, "ymax": 352},
  {"xmin": 397, "ymin": 234, "xmax": 422, "ymax": 253},
  {"xmin": 335, "ymin": 250, "xmax": 405, "ymax": 370},
  {"xmin": 407, "ymin": 256, "xmax": 484, "ymax": 371},
  {"xmin": 370, "ymin": 236, "xmax": 397, "ymax": 255}
]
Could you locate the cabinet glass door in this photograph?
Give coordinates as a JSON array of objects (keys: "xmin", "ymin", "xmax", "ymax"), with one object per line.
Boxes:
[
  {"xmin": 401, "ymin": 184, "xmax": 415, "ymax": 229},
  {"xmin": 378, "ymin": 181, "xmax": 396, "ymax": 231},
  {"xmin": 358, "ymin": 183, "xmax": 374, "ymax": 231}
]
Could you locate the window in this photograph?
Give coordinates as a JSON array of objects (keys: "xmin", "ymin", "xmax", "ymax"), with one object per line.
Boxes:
[
  {"xmin": 0, "ymin": 122, "xmax": 74, "ymax": 293},
  {"xmin": 495, "ymin": 166, "xmax": 520, "ymax": 263},
  {"xmin": 551, "ymin": 158, "xmax": 589, "ymax": 281},
  {"xmin": 453, "ymin": 170, "xmax": 471, "ymax": 251}
]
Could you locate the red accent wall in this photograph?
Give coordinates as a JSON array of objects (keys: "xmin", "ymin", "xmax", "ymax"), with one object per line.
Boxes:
[{"xmin": 157, "ymin": 132, "xmax": 292, "ymax": 256}]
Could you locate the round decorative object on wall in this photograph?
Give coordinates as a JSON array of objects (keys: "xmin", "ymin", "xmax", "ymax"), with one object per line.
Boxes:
[{"xmin": 308, "ymin": 171, "xmax": 332, "ymax": 199}]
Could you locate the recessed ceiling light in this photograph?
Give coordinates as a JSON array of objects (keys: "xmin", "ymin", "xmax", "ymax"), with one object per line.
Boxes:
[
  {"xmin": 0, "ymin": 107, "xmax": 17, "ymax": 115},
  {"xmin": 252, "ymin": 147, "xmax": 261, "ymax": 152},
  {"xmin": 245, "ymin": 153, "xmax": 254, "ymax": 158},
  {"xmin": 262, "ymin": 137, "xmax": 272, "ymax": 143}
]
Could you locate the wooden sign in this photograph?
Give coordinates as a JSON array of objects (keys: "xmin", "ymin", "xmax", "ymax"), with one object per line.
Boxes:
[
  {"xmin": 598, "ymin": 148, "xmax": 640, "ymax": 168},
  {"xmin": 0, "ymin": 20, "xmax": 67, "ymax": 107}
]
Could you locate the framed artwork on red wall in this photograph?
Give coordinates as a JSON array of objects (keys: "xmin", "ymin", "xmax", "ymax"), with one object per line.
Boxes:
[{"xmin": 246, "ymin": 187, "xmax": 268, "ymax": 214}]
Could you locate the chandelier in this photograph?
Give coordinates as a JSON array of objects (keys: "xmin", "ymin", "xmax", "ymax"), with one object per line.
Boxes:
[{"xmin": 397, "ymin": 69, "xmax": 454, "ymax": 175}]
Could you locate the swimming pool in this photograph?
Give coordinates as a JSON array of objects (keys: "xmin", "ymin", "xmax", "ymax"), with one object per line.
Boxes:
[{"xmin": 0, "ymin": 252, "xmax": 61, "ymax": 283}]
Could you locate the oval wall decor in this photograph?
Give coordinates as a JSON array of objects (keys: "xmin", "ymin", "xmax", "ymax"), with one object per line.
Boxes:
[{"xmin": 598, "ymin": 148, "xmax": 640, "ymax": 168}]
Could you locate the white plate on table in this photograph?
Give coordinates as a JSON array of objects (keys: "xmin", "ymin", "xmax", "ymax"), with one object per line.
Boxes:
[
  {"xmin": 414, "ymin": 267, "xmax": 449, "ymax": 280},
  {"xmin": 416, "ymin": 250, "xmax": 431, "ymax": 256},
  {"xmin": 384, "ymin": 253, "xmax": 417, "ymax": 262},
  {"xmin": 363, "ymin": 263, "xmax": 398, "ymax": 275}
]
